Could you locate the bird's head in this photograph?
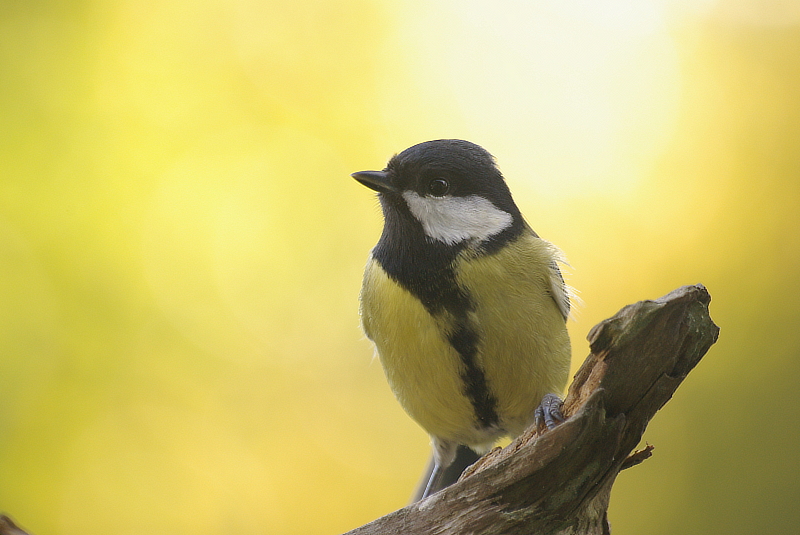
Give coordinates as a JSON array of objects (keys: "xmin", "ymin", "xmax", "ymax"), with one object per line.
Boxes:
[{"xmin": 352, "ymin": 139, "xmax": 522, "ymax": 246}]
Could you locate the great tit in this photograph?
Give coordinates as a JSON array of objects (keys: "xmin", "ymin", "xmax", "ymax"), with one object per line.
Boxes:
[{"xmin": 352, "ymin": 139, "xmax": 572, "ymax": 500}]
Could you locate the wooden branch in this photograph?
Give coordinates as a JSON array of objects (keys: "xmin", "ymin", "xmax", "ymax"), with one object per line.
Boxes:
[
  {"xmin": 345, "ymin": 284, "xmax": 720, "ymax": 535},
  {"xmin": 0, "ymin": 285, "xmax": 719, "ymax": 535},
  {"xmin": 0, "ymin": 516, "xmax": 29, "ymax": 535}
]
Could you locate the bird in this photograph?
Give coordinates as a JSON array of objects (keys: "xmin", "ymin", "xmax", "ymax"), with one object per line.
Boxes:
[{"xmin": 352, "ymin": 139, "xmax": 572, "ymax": 501}]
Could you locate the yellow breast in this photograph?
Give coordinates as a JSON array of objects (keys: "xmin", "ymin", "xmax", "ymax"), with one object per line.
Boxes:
[
  {"xmin": 360, "ymin": 259, "xmax": 477, "ymax": 442},
  {"xmin": 359, "ymin": 233, "xmax": 571, "ymax": 447}
]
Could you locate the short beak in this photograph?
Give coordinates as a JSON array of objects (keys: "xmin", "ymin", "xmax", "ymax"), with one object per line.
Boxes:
[{"xmin": 351, "ymin": 170, "xmax": 396, "ymax": 193}]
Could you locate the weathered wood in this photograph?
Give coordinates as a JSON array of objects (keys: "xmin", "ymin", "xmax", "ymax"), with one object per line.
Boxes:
[
  {"xmin": 0, "ymin": 516, "xmax": 28, "ymax": 535},
  {"xmin": 345, "ymin": 284, "xmax": 719, "ymax": 535}
]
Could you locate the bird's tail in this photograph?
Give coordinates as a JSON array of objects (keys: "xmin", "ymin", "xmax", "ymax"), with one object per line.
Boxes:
[{"xmin": 411, "ymin": 444, "xmax": 482, "ymax": 502}]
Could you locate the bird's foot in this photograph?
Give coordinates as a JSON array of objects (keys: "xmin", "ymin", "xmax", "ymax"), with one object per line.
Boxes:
[{"xmin": 533, "ymin": 393, "xmax": 566, "ymax": 431}]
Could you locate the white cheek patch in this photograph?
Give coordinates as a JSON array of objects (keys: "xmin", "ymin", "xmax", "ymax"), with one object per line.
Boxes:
[{"xmin": 402, "ymin": 191, "xmax": 513, "ymax": 245}]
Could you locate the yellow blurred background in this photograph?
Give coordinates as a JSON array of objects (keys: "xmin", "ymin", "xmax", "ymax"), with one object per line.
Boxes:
[{"xmin": 1, "ymin": 0, "xmax": 799, "ymax": 533}]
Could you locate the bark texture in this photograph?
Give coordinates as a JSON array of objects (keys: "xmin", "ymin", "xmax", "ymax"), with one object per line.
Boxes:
[{"xmin": 345, "ymin": 284, "xmax": 719, "ymax": 535}]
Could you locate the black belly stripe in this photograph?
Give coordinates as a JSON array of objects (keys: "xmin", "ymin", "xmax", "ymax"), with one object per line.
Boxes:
[{"xmin": 447, "ymin": 319, "xmax": 499, "ymax": 428}]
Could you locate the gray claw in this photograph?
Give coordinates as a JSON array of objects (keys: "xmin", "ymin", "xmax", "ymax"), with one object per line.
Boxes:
[{"xmin": 533, "ymin": 393, "xmax": 566, "ymax": 430}]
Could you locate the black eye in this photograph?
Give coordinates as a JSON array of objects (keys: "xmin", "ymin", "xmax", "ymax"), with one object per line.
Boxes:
[{"xmin": 427, "ymin": 178, "xmax": 450, "ymax": 197}]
